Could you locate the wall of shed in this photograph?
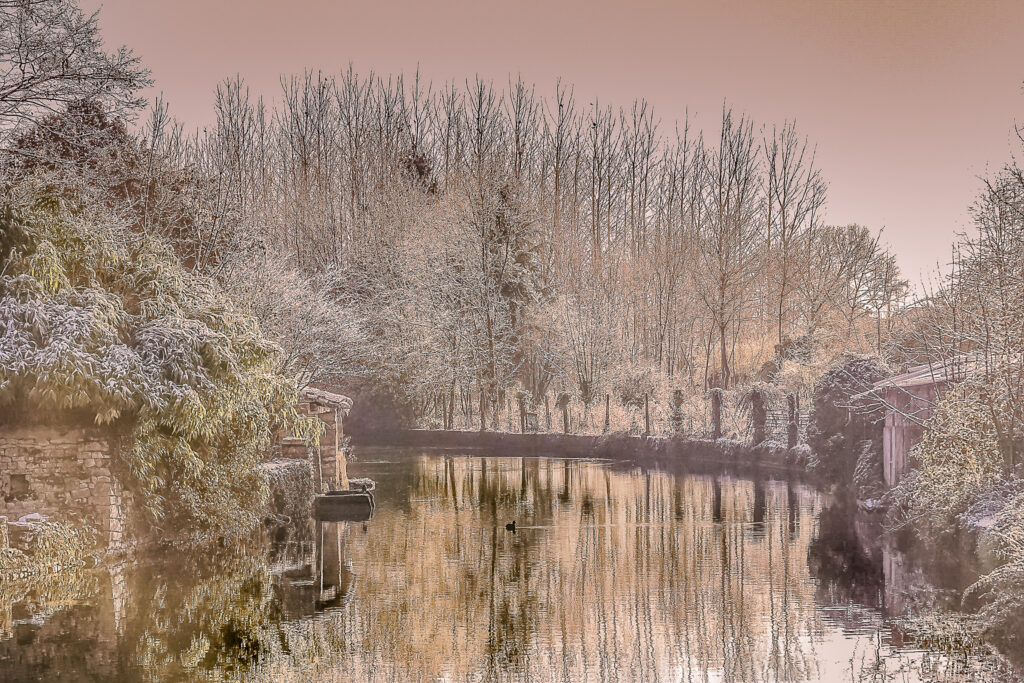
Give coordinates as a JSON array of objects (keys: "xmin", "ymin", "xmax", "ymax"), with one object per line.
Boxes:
[{"xmin": 882, "ymin": 383, "xmax": 942, "ymax": 487}]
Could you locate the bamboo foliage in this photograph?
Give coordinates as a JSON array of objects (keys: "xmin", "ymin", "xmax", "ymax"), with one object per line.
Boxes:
[{"xmin": 0, "ymin": 189, "xmax": 317, "ymax": 536}]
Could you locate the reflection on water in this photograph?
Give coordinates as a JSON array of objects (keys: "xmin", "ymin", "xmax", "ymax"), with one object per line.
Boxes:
[{"xmin": 0, "ymin": 449, "xmax": 1014, "ymax": 682}]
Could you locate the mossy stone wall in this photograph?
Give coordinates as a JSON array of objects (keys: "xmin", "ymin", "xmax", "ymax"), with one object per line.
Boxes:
[{"xmin": 0, "ymin": 426, "xmax": 128, "ymax": 552}]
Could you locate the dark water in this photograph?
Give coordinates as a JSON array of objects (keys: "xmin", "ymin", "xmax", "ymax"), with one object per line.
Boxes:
[{"xmin": 0, "ymin": 448, "xmax": 1013, "ymax": 682}]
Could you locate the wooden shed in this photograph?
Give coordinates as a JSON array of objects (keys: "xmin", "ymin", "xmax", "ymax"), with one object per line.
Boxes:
[{"xmin": 866, "ymin": 363, "xmax": 963, "ymax": 487}]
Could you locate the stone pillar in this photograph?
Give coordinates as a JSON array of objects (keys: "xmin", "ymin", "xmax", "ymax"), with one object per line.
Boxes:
[
  {"xmin": 335, "ymin": 407, "xmax": 348, "ymax": 490},
  {"xmin": 321, "ymin": 406, "xmax": 339, "ymax": 490},
  {"xmin": 309, "ymin": 403, "xmax": 348, "ymax": 492}
]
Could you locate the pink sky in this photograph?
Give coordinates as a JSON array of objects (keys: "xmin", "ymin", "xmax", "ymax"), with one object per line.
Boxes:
[{"xmin": 82, "ymin": 0, "xmax": 1024, "ymax": 284}]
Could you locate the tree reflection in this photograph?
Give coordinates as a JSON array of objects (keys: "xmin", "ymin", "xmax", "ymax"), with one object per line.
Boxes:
[
  {"xmin": 326, "ymin": 456, "xmax": 827, "ymax": 681},
  {"xmin": 0, "ymin": 454, "xmax": 1008, "ymax": 682}
]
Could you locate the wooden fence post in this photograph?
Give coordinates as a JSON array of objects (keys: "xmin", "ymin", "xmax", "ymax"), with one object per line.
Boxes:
[
  {"xmin": 479, "ymin": 391, "xmax": 486, "ymax": 432},
  {"xmin": 751, "ymin": 387, "xmax": 766, "ymax": 446},
  {"xmin": 710, "ymin": 388, "xmax": 722, "ymax": 440},
  {"xmin": 644, "ymin": 393, "xmax": 651, "ymax": 436},
  {"xmin": 517, "ymin": 392, "xmax": 528, "ymax": 433}
]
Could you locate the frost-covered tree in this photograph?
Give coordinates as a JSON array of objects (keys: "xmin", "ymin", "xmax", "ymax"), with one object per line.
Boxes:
[
  {"xmin": 132, "ymin": 68, "xmax": 906, "ymax": 430},
  {"xmin": 0, "ymin": 0, "xmax": 149, "ymax": 147},
  {"xmin": 805, "ymin": 354, "xmax": 889, "ymax": 491}
]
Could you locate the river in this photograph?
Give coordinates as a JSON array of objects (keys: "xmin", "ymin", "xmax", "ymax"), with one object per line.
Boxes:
[{"xmin": 0, "ymin": 448, "xmax": 1014, "ymax": 681}]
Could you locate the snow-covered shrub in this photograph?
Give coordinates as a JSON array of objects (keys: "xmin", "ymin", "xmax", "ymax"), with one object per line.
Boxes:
[
  {"xmin": 611, "ymin": 364, "xmax": 666, "ymax": 408},
  {"xmin": 0, "ymin": 192, "xmax": 317, "ymax": 538},
  {"xmin": 806, "ymin": 354, "xmax": 888, "ymax": 490},
  {"xmin": 852, "ymin": 440, "xmax": 885, "ymax": 501},
  {"xmin": 899, "ymin": 388, "xmax": 1005, "ymax": 523},
  {"xmin": 262, "ymin": 459, "xmax": 314, "ymax": 522},
  {"xmin": 886, "ymin": 389, "xmax": 1024, "ymax": 651},
  {"xmin": 963, "ymin": 479, "xmax": 1024, "ymax": 654}
]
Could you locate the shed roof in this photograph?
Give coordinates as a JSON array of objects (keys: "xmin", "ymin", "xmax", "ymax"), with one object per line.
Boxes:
[
  {"xmin": 874, "ymin": 363, "xmax": 951, "ymax": 390},
  {"xmin": 855, "ymin": 356, "xmax": 976, "ymax": 400}
]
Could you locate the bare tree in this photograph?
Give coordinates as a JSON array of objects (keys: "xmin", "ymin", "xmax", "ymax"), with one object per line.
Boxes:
[
  {"xmin": 763, "ymin": 121, "xmax": 826, "ymax": 352},
  {"xmin": 0, "ymin": 0, "xmax": 149, "ymax": 148},
  {"xmin": 693, "ymin": 106, "xmax": 762, "ymax": 388}
]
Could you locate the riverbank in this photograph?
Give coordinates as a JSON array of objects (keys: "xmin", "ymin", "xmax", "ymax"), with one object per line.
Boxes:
[{"xmin": 353, "ymin": 429, "xmax": 811, "ymax": 476}]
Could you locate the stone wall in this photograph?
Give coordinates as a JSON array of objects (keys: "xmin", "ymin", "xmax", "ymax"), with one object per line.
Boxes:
[
  {"xmin": 301, "ymin": 403, "xmax": 347, "ymax": 491},
  {"xmin": 274, "ymin": 387, "xmax": 351, "ymax": 493},
  {"xmin": 0, "ymin": 426, "xmax": 128, "ymax": 552}
]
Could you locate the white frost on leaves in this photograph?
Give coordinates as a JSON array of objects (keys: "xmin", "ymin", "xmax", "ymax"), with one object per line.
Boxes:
[{"xmin": 0, "ymin": 275, "xmax": 231, "ymax": 421}]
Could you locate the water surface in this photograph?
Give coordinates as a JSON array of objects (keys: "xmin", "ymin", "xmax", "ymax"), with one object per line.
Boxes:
[{"xmin": 0, "ymin": 448, "xmax": 1013, "ymax": 681}]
